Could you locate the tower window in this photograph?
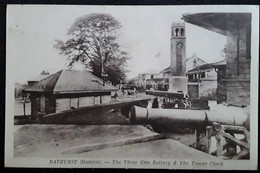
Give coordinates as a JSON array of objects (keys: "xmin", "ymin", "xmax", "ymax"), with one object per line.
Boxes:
[
  {"xmin": 175, "ymin": 28, "xmax": 179, "ymax": 36},
  {"xmin": 180, "ymin": 28, "xmax": 185, "ymax": 36}
]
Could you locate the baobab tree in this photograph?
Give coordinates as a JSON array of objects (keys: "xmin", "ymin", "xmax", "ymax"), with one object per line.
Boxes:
[{"xmin": 54, "ymin": 13, "xmax": 130, "ymax": 85}]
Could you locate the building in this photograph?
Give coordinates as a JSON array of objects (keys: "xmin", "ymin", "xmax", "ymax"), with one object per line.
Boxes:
[
  {"xmin": 160, "ymin": 54, "xmax": 207, "ymax": 79},
  {"xmin": 146, "ymin": 78, "xmax": 169, "ymax": 91},
  {"xmin": 183, "ymin": 13, "xmax": 251, "ymax": 107},
  {"xmin": 136, "ymin": 71, "xmax": 162, "ymax": 89},
  {"xmin": 27, "ymin": 70, "xmax": 50, "ymax": 86},
  {"xmin": 186, "ymin": 63, "xmax": 218, "ymax": 99},
  {"xmin": 14, "ymin": 83, "xmax": 26, "ymax": 99},
  {"xmin": 212, "ymin": 59, "xmax": 227, "ymax": 103},
  {"xmin": 24, "ymin": 69, "xmax": 118, "ymax": 115},
  {"xmin": 186, "ymin": 53, "xmax": 207, "ymax": 72},
  {"xmin": 159, "ymin": 66, "xmax": 171, "ymax": 79}
]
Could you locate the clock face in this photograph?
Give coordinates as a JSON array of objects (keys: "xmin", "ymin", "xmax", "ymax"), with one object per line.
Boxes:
[{"xmin": 177, "ymin": 42, "xmax": 183, "ymax": 48}]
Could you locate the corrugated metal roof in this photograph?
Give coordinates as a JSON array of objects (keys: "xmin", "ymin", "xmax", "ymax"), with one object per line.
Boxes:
[
  {"xmin": 24, "ymin": 69, "xmax": 117, "ymax": 93},
  {"xmin": 211, "ymin": 59, "xmax": 227, "ymax": 67},
  {"xmin": 187, "ymin": 63, "xmax": 214, "ymax": 73},
  {"xmin": 161, "ymin": 66, "xmax": 171, "ymax": 73}
]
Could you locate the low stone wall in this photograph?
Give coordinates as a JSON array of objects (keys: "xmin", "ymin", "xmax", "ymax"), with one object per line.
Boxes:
[{"xmin": 40, "ymin": 99, "xmax": 149, "ymax": 125}]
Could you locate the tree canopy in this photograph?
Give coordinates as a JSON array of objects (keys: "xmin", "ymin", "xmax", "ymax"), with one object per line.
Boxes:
[{"xmin": 54, "ymin": 13, "xmax": 130, "ymax": 85}]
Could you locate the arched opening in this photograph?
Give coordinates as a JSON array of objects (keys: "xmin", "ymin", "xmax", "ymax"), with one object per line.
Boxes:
[
  {"xmin": 175, "ymin": 28, "xmax": 179, "ymax": 36},
  {"xmin": 180, "ymin": 28, "xmax": 185, "ymax": 36}
]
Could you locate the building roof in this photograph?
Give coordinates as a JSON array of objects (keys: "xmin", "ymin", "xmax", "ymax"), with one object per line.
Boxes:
[
  {"xmin": 211, "ymin": 59, "xmax": 227, "ymax": 67},
  {"xmin": 24, "ymin": 69, "xmax": 118, "ymax": 94},
  {"xmin": 182, "ymin": 13, "xmax": 251, "ymax": 36},
  {"xmin": 27, "ymin": 74, "xmax": 50, "ymax": 82},
  {"xmin": 187, "ymin": 63, "xmax": 214, "ymax": 74},
  {"xmin": 160, "ymin": 55, "xmax": 207, "ymax": 74},
  {"xmin": 161, "ymin": 66, "xmax": 171, "ymax": 73},
  {"xmin": 186, "ymin": 55, "xmax": 207, "ymax": 64}
]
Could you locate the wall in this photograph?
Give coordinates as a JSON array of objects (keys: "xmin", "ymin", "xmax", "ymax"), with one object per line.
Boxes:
[
  {"xmin": 30, "ymin": 94, "xmax": 40, "ymax": 115},
  {"xmin": 41, "ymin": 99, "xmax": 150, "ymax": 125},
  {"xmin": 56, "ymin": 94, "xmax": 112, "ymax": 113},
  {"xmin": 45, "ymin": 95, "xmax": 56, "ymax": 114},
  {"xmin": 225, "ymin": 18, "xmax": 251, "ymax": 106},
  {"xmin": 199, "ymin": 80, "xmax": 217, "ymax": 99},
  {"xmin": 188, "ymin": 83, "xmax": 199, "ymax": 99},
  {"xmin": 226, "ymin": 79, "xmax": 250, "ymax": 106},
  {"xmin": 216, "ymin": 67, "xmax": 227, "ymax": 104}
]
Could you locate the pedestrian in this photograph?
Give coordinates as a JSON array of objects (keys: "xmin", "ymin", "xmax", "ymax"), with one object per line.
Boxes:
[
  {"xmin": 147, "ymin": 99, "xmax": 153, "ymax": 108},
  {"xmin": 152, "ymin": 97, "xmax": 159, "ymax": 108},
  {"xmin": 134, "ymin": 87, "xmax": 137, "ymax": 95},
  {"xmin": 114, "ymin": 92, "xmax": 118, "ymax": 101}
]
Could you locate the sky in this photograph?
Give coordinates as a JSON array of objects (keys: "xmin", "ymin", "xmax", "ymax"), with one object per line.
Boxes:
[{"xmin": 7, "ymin": 5, "xmax": 232, "ymax": 83}]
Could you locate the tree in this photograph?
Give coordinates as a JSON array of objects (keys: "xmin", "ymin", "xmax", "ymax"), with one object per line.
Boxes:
[{"xmin": 54, "ymin": 13, "xmax": 130, "ymax": 85}]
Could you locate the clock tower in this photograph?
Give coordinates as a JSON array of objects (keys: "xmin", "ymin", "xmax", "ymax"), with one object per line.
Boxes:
[
  {"xmin": 169, "ymin": 22, "xmax": 188, "ymax": 93},
  {"xmin": 171, "ymin": 22, "xmax": 186, "ymax": 75}
]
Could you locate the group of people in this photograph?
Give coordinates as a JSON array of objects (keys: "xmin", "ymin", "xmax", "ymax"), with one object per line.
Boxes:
[
  {"xmin": 147, "ymin": 94, "xmax": 191, "ymax": 109},
  {"xmin": 121, "ymin": 87, "xmax": 138, "ymax": 96},
  {"xmin": 113, "ymin": 87, "xmax": 138, "ymax": 100},
  {"xmin": 147, "ymin": 97, "xmax": 165, "ymax": 109}
]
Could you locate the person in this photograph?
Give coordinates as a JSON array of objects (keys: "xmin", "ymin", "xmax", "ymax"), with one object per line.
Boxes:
[
  {"xmin": 158, "ymin": 97, "xmax": 163, "ymax": 109},
  {"xmin": 114, "ymin": 92, "xmax": 119, "ymax": 101},
  {"xmin": 152, "ymin": 97, "xmax": 159, "ymax": 108},
  {"xmin": 133, "ymin": 87, "xmax": 137, "ymax": 95},
  {"xmin": 147, "ymin": 99, "xmax": 153, "ymax": 108}
]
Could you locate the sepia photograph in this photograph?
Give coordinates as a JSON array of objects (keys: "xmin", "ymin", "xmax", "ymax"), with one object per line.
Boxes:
[{"xmin": 5, "ymin": 5, "xmax": 259, "ymax": 169}]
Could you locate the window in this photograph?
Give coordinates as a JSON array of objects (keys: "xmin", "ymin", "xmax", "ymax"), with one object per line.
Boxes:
[
  {"xmin": 175, "ymin": 28, "xmax": 179, "ymax": 36},
  {"xmin": 151, "ymin": 75, "xmax": 154, "ymax": 79},
  {"xmin": 180, "ymin": 28, "xmax": 185, "ymax": 36},
  {"xmin": 201, "ymin": 72, "xmax": 206, "ymax": 78}
]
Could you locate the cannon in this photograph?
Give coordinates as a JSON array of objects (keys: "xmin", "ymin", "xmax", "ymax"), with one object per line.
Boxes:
[
  {"xmin": 145, "ymin": 90, "xmax": 184, "ymax": 99},
  {"xmin": 129, "ymin": 106, "xmax": 250, "ymax": 159},
  {"xmin": 129, "ymin": 106, "xmax": 249, "ymax": 128}
]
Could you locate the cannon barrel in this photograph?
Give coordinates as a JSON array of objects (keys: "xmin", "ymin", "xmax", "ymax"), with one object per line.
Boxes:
[
  {"xmin": 145, "ymin": 90, "xmax": 184, "ymax": 99},
  {"xmin": 129, "ymin": 106, "xmax": 249, "ymax": 129}
]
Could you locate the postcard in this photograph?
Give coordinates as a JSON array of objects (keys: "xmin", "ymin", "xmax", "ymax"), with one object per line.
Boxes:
[{"xmin": 5, "ymin": 5, "xmax": 259, "ymax": 170}]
